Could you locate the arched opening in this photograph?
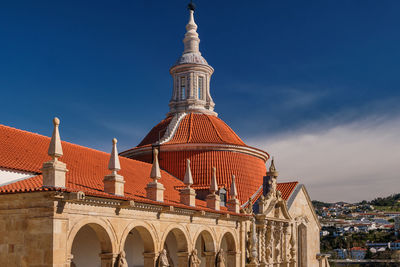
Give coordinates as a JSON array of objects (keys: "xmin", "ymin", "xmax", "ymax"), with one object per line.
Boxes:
[
  {"xmin": 298, "ymin": 224, "xmax": 307, "ymax": 267},
  {"xmin": 194, "ymin": 230, "xmax": 216, "ymax": 267},
  {"xmin": 71, "ymin": 223, "xmax": 113, "ymax": 267},
  {"xmin": 123, "ymin": 226, "xmax": 155, "ymax": 267},
  {"xmin": 162, "ymin": 228, "xmax": 189, "ymax": 267},
  {"xmin": 220, "ymin": 232, "xmax": 237, "ymax": 267}
]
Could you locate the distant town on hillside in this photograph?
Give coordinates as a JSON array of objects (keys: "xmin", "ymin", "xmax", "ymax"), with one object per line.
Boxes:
[{"xmin": 313, "ymin": 193, "xmax": 400, "ymax": 265}]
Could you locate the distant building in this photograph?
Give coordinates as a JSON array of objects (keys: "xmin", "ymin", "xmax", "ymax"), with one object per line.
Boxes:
[{"xmin": 349, "ymin": 247, "xmax": 367, "ymax": 259}]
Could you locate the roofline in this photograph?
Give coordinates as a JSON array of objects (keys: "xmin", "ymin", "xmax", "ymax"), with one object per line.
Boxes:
[
  {"xmin": 0, "ymin": 186, "xmax": 249, "ymax": 218},
  {"xmin": 287, "ymin": 184, "xmax": 321, "ymax": 229},
  {"xmin": 120, "ymin": 143, "xmax": 270, "ymax": 162}
]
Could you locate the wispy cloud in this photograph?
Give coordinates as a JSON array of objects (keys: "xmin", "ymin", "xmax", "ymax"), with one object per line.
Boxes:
[{"xmin": 248, "ymin": 113, "xmax": 400, "ymax": 203}]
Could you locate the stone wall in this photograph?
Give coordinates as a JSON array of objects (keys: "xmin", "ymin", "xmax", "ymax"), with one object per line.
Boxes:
[
  {"xmin": 1, "ymin": 191, "xmax": 245, "ymax": 267},
  {"xmin": 0, "ymin": 192, "xmax": 55, "ymax": 267},
  {"xmin": 288, "ymin": 186, "xmax": 321, "ymax": 267}
]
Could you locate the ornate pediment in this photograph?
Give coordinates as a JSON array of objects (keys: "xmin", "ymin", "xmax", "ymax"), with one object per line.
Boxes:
[{"xmin": 257, "ymin": 193, "xmax": 291, "ymax": 221}]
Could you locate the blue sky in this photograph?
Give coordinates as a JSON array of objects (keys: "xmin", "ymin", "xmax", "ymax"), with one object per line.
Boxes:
[{"xmin": 1, "ymin": 1, "xmax": 399, "ymax": 202}]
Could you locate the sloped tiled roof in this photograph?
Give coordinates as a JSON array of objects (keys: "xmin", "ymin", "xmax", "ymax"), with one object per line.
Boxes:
[
  {"xmin": 0, "ymin": 124, "xmax": 237, "ymax": 213},
  {"xmin": 135, "ymin": 113, "xmax": 245, "ymax": 147},
  {"xmin": 158, "ymin": 150, "xmax": 266, "ymax": 204},
  {"xmin": 277, "ymin": 182, "xmax": 299, "ymax": 200}
]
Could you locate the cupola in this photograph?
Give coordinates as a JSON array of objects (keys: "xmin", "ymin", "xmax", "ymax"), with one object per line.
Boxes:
[{"xmin": 168, "ymin": 3, "xmax": 216, "ymax": 116}]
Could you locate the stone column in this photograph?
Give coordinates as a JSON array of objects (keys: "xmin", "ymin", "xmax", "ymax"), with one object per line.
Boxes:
[
  {"xmin": 177, "ymin": 252, "xmax": 189, "ymax": 267},
  {"xmin": 259, "ymin": 224, "xmax": 267, "ymax": 267},
  {"xmin": 265, "ymin": 221, "xmax": 273, "ymax": 266},
  {"xmin": 282, "ymin": 223, "xmax": 290, "ymax": 267},
  {"xmin": 143, "ymin": 252, "xmax": 157, "ymax": 267},
  {"xmin": 204, "ymin": 251, "xmax": 216, "ymax": 267},
  {"xmin": 273, "ymin": 222, "xmax": 282, "ymax": 267},
  {"xmin": 99, "ymin": 253, "xmax": 118, "ymax": 267},
  {"xmin": 289, "ymin": 223, "xmax": 296, "ymax": 267}
]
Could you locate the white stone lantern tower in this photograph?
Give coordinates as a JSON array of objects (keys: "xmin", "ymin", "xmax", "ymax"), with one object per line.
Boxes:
[{"xmin": 168, "ymin": 3, "xmax": 217, "ymax": 116}]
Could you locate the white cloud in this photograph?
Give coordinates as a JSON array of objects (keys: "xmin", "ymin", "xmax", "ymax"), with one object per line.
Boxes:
[{"xmin": 247, "ymin": 115, "xmax": 400, "ymax": 203}]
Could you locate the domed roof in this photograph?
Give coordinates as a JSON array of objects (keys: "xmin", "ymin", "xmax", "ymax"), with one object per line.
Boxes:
[
  {"xmin": 137, "ymin": 113, "xmax": 246, "ymax": 147},
  {"xmin": 174, "ymin": 52, "xmax": 209, "ymax": 66},
  {"xmin": 120, "ymin": 113, "xmax": 269, "ymax": 204}
]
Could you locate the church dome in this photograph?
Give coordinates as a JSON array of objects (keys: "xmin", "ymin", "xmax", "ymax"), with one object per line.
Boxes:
[
  {"xmin": 137, "ymin": 113, "xmax": 245, "ymax": 147},
  {"xmin": 120, "ymin": 113, "xmax": 269, "ymax": 204},
  {"xmin": 119, "ymin": 7, "xmax": 270, "ymax": 206}
]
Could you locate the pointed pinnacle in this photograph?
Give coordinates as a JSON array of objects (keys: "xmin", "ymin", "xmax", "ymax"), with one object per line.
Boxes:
[
  {"xmin": 150, "ymin": 148, "xmax": 161, "ymax": 180},
  {"xmin": 269, "ymin": 156, "xmax": 276, "ymax": 172},
  {"xmin": 230, "ymin": 174, "xmax": 238, "ymax": 197},
  {"xmin": 48, "ymin": 117, "xmax": 63, "ymax": 159},
  {"xmin": 210, "ymin": 166, "xmax": 218, "ymax": 193},
  {"xmin": 183, "ymin": 158, "xmax": 193, "ymax": 187},
  {"xmin": 108, "ymin": 138, "xmax": 121, "ymax": 173}
]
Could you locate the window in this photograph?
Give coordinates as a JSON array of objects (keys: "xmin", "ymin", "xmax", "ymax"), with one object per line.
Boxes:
[
  {"xmin": 219, "ymin": 188, "xmax": 227, "ymax": 207},
  {"xmin": 198, "ymin": 76, "xmax": 203, "ymax": 100},
  {"xmin": 180, "ymin": 76, "xmax": 186, "ymax": 100}
]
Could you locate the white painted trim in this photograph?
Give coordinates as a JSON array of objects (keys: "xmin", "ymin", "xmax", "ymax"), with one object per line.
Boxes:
[
  {"xmin": 0, "ymin": 167, "xmax": 37, "ymax": 187},
  {"xmin": 121, "ymin": 143, "xmax": 269, "ymax": 162}
]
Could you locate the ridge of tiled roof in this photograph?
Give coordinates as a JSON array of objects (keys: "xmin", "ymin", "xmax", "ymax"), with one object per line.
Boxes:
[{"xmin": 0, "ymin": 124, "xmax": 243, "ymax": 214}]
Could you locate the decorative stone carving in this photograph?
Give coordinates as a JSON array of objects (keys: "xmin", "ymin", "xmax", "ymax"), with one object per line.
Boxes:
[
  {"xmin": 245, "ymin": 197, "xmax": 254, "ymax": 215},
  {"xmin": 274, "ymin": 222, "xmax": 281, "ymax": 262},
  {"xmin": 248, "ymin": 217, "xmax": 259, "ymax": 264},
  {"xmin": 117, "ymin": 251, "xmax": 128, "ymax": 267},
  {"xmin": 265, "ymin": 221, "xmax": 273, "ymax": 264},
  {"xmin": 290, "ymin": 223, "xmax": 296, "ymax": 262},
  {"xmin": 189, "ymin": 249, "xmax": 201, "ymax": 267},
  {"xmin": 158, "ymin": 249, "xmax": 170, "ymax": 267},
  {"xmin": 216, "ymin": 249, "xmax": 226, "ymax": 267}
]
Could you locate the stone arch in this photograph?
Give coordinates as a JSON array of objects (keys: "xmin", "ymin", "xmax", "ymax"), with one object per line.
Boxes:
[
  {"xmin": 67, "ymin": 218, "xmax": 117, "ymax": 267},
  {"xmin": 120, "ymin": 221, "xmax": 157, "ymax": 252},
  {"xmin": 219, "ymin": 231, "xmax": 237, "ymax": 267},
  {"xmin": 193, "ymin": 227, "xmax": 216, "ymax": 252},
  {"xmin": 67, "ymin": 217, "xmax": 117, "ymax": 255},
  {"xmin": 160, "ymin": 224, "xmax": 191, "ymax": 252},
  {"xmin": 161, "ymin": 225, "xmax": 190, "ymax": 267},
  {"xmin": 297, "ymin": 223, "xmax": 307, "ymax": 267},
  {"xmin": 120, "ymin": 221, "xmax": 157, "ymax": 267}
]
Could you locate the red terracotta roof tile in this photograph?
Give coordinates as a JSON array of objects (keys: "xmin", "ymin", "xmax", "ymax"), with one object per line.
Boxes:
[
  {"xmin": 135, "ymin": 114, "xmax": 246, "ymax": 147},
  {"xmin": 277, "ymin": 182, "xmax": 299, "ymax": 200},
  {"xmin": 0, "ymin": 124, "xmax": 242, "ymax": 214},
  {"xmin": 137, "ymin": 116, "xmax": 173, "ymax": 147},
  {"xmin": 155, "ymin": 150, "xmax": 267, "ymax": 204}
]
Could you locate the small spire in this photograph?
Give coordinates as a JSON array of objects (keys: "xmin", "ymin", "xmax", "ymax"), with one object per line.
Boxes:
[
  {"xmin": 183, "ymin": 3, "xmax": 200, "ymax": 54},
  {"xmin": 108, "ymin": 138, "xmax": 121, "ymax": 174},
  {"xmin": 48, "ymin": 117, "xmax": 63, "ymax": 159},
  {"xmin": 269, "ymin": 156, "xmax": 276, "ymax": 172},
  {"xmin": 230, "ymin": 174, "xmax": 238, "ymax": 198},
  {"xmin": 150, "ymin": 148, "xmax": 161, "ymax": 181},
  {"xmin": 183, "ymin": 159, "xmax": 193, "ymax": 187},
  {"xmin": 210, "ymin": 166, "xmax": 218, "ymax": 193}
]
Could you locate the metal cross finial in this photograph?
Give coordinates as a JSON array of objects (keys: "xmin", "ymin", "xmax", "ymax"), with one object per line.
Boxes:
[{"xmin": 188, "ymin": 0, "xmax": 196, "ymax": 11}]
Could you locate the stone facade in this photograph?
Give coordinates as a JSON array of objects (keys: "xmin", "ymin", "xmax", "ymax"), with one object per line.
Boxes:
[
  {"xmin": 0, "ymin": 182, "xmax": 326, "ymax": 267},
  {"xmin": 0, "ymin": 191, "xmax": 244, "ymax": 267}
]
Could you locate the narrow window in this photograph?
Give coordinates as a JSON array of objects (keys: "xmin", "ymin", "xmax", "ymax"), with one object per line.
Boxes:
[
  {"xmin": 219, "ymin": 188, "xmax": 227, "ymax": 206},
  {"xmin": 180, "ymin": 76, "xmax": 186, "ymax": 100},
  {"xmin": 198, "ymin": 76, "xmax": 203, "ymax": 100}
]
